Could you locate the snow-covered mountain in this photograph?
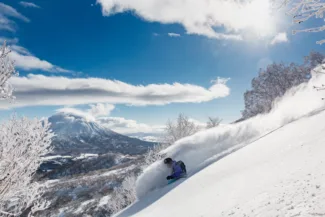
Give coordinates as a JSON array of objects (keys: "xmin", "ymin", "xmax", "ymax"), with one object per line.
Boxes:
[
  {"xmin": 115, "ymin": 68, "xmax": 325, "ymax": 217},
  {"xmin": 34, "ymin": 112, "xmax": 155, "ymax": 217},
  {"xmin": 48, "ymin": 112, "xmax": 155, "ymax": 155}
]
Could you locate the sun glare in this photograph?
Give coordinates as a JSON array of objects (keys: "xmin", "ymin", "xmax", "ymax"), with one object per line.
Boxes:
[{"xmin": 243, "ymin": 0, "xmax": 276, "ymax": 37}]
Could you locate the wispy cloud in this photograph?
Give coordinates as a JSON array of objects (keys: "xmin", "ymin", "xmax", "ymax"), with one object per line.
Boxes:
[
  {"xmin": 0, "ymin": 4, "xmax": 70, "ymax": 73},
  {"xmin": 270, "ymin": 32, "xmax": 288, "ymax": 45},
  {"xmin": 88, "ymin": 103, "xmax": 115, "ymax": 117},
  {"xmin": 9, "ymin": 46, "xmax": 74, "ymax": 73},
  {"xmin": 0, "ymin": 37, "xmax": 19, "ymax": 44},
  {"xmin": 168, "ymin": 33, "xmax": 181, "ymax": 37},
  {"xmin": 0, "ymin": 3, "xmax": 29, "ymax": 32},
  {"xmin": 3, "ymin": 43, "xmax": 75, "ymax": 73},
  {"xmin": 0, "ymin": 74, "xmax": 230, "ymax": 109},
  {"xmin": 97, "ymin": 116, "xmax": 165, "ymax": 134},
  {"xmin": 56, "ymin": 107, "xmax": 96, "ymax": 122},
  {"xmin": 0, "ymin": 3, "xmax": 29, "ymax": 22},
  {"xmin": 57, "ymin": 103, "xmax": 115, "ymax": 121},
  {"xmin": 19, "ymin": 1, "xmax": 41, "ymax": 9},
  {"xmin": 0, "ymin": 16, "xmax": 15, "ymax": 32},
  {"xmin": 98, "ymin": 0, "xmax": 276, "ymax": 40}
]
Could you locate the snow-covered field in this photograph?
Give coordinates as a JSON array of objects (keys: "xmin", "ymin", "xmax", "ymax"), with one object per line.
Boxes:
[{"xmin": 115, "ymin": 68, "xmax": 325, "ymax": 216}]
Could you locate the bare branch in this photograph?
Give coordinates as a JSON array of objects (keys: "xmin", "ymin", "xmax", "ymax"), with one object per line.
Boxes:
[{"xmin": 206, "ymin": 117, "xmax": 222, "ymax": 129}]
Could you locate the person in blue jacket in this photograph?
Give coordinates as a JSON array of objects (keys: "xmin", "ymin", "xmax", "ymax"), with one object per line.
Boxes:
[{"xmin": 164, "ymin": 157, "xmax": 187, "ymax": 184}]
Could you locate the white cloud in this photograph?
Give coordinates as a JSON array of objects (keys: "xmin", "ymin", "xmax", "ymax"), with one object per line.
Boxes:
[
  {"xmin": 97, "ymin": 116, "xmax": 165, "ymax": 134},
  {"xmin": 88, "ymin": 103, "xmax": 115, "ymax": 117},
  {"xmin": 9, "ymin": 50, "xmax": 53, "ymax": 70},
  {"xmin": 56, "ymin": 107, "xmax": 96, "ymax": 122},
  {"xmin": 0, "ymin": 74, "xmax": 230, "ymax": 109},
  {"xmin": 0, "ymin": 5, "xmax": 71, "ymax": 73},
  {"xmin": 19, "ymin": 2, "xmax": 41, "ymax": 9},
  {"xmin": 270, "ymin": 32, "xmax": 288, "ymax": 45},
  {"xmin": 57, "ymin": 103, "xmax": 115, "ymax": 121},
  {"xmin": 0, "ymin": 16, "xmax": 15, "ymax": 32},
  {"xmin": 0, "ymin": 3, "xmax": 29, "ymax": 22},
  {"xmin": 98, "ymin": 0, "xmax": 277, "ymax": 39},
  {"xmin": 168, "ymin": 33, "xmax": 181, "ymax": 37},
  {"xmin": 0, "ymin": 37, "xmax": 19, "ymax": 44},
  {"xmin": 129, "ymin": 134, "xmax": 163, "ymax": 143},
  {"xmin": 0, "ymin": 3, "xmax": 29, "ymax": 32},
  {"xmin": 6, "ymin": 44, "xmax": 75, "ymax": 73},
  {"xmin": 10, "ymin": 45, "xmax": 31, "ymax": 55}
]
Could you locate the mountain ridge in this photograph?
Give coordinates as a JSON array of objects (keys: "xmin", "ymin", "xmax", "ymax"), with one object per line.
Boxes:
[{"xmin": 48, "ymin": 112, "xmax": 155, "ymax": 156}]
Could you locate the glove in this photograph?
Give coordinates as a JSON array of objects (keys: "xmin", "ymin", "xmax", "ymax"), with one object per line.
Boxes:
[{"xmin": 166, "ymin": 176, "xmax": 173, "ymax": 180}]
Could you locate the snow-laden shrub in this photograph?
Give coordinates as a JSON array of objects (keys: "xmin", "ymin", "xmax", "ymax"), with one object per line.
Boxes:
[
  {"xmin": 165, "ymin": 114, "xmax": 201, "ymax": 144},
  {"xmin": 206, "ymin": 116, "xmax": 222, "ymax": 129},
  {"xmin": 0, "ymin": 116, "xmax": 54, "ymax": 216},
  {"xmin": 105, "ymin": 175, "xmax": 137, "ymax": 214},
  {"xmin": 242, "ymin": 52, "xmax": 324, "ymax": 119}
]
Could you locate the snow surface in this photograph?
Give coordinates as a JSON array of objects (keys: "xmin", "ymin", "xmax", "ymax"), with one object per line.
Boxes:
[
  {"xmin": 116, "ymin": 67, "xmax": 325, "ymax": 216},
  {"xmin": 42, "ymin": 155, "xmax": 73, "ymax": 161},
  {"xmin": 98, "ymin": 195, "xmax": 112, "ymax": 207},
  {"xmin": 74, "ymin": 153, "xmax": 99, "ymax": 160},
  {"xmin": 73, "ymin": 199, "xmax": 95, "ymax": 214}
]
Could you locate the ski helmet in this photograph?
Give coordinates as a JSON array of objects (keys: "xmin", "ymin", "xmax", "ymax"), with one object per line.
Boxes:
[{"xmin": 164, "ymin": 158, "xmax": 172, "ymax": 164}]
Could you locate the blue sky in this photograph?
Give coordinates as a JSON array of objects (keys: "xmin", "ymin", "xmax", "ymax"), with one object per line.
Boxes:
[{"xmin": 0, "ymin": 0, "xmax": 324, "ymax": 135}]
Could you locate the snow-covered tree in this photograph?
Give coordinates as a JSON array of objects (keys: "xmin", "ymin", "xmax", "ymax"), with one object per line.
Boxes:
[
  {"xmin": 0, "ymin": 116, "xmax": 54, "ymax": 216},
  {"xmin": 276, "ymin": 0, "xmax": 325, "ymax": 44},
  {"xmin": 242, "ymin": 52, "xmax": 325, "ymax": 119},
  {"xmin": 165, "ymin": 114, "xmax": 200, "ymax": 144},
  {"xmin": 105, "ymin": 175, "xmax": 137, "ymax": 214},
  {"xmin": 0, "ymin": 41, "xmax": 17, "ymax": 100},
  {"xmin": 144, "ymin": 143, "xmax": 168, "ymax": 166},
  {"xmin": 206, "ymin": 117, "xmax": 222, "ymax": 129}
]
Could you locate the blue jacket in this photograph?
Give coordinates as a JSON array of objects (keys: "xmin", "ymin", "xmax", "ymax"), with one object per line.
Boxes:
[{"xmin": 170, "ymin": 160, "xmax": 184, "ymax": 179}]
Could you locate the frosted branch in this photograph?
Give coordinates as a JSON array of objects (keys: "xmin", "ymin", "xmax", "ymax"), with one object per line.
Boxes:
[
  {"xmin": 0, "ymin": 41, "xmax": 18, "ymax": 100},
  {"xmin": 276, "ymin": 0, "xmax": 325, "ymax": 44},
  {"xmin": 0, "ymin": 116, "xmax": 54, "ymax": 216}
]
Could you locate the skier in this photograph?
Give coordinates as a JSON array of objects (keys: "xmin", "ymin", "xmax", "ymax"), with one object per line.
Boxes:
[{"xmin": 164, "ymin": 157, "xmax": 187, "ymax": 184}]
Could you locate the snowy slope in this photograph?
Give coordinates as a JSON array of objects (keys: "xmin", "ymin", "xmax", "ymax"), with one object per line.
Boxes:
[
  {"xmin": 119, "ymin": 108, "xmax": 325, "ymax": 217},
  {"xmin": 115, "ymin": 67, "xmax": 325, "ymax": 216}
]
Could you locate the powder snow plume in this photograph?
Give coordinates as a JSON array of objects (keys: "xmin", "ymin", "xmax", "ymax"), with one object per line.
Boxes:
[{"xmin": 135, "ymin": 64, "xmax": 325, "ymax": 199}]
